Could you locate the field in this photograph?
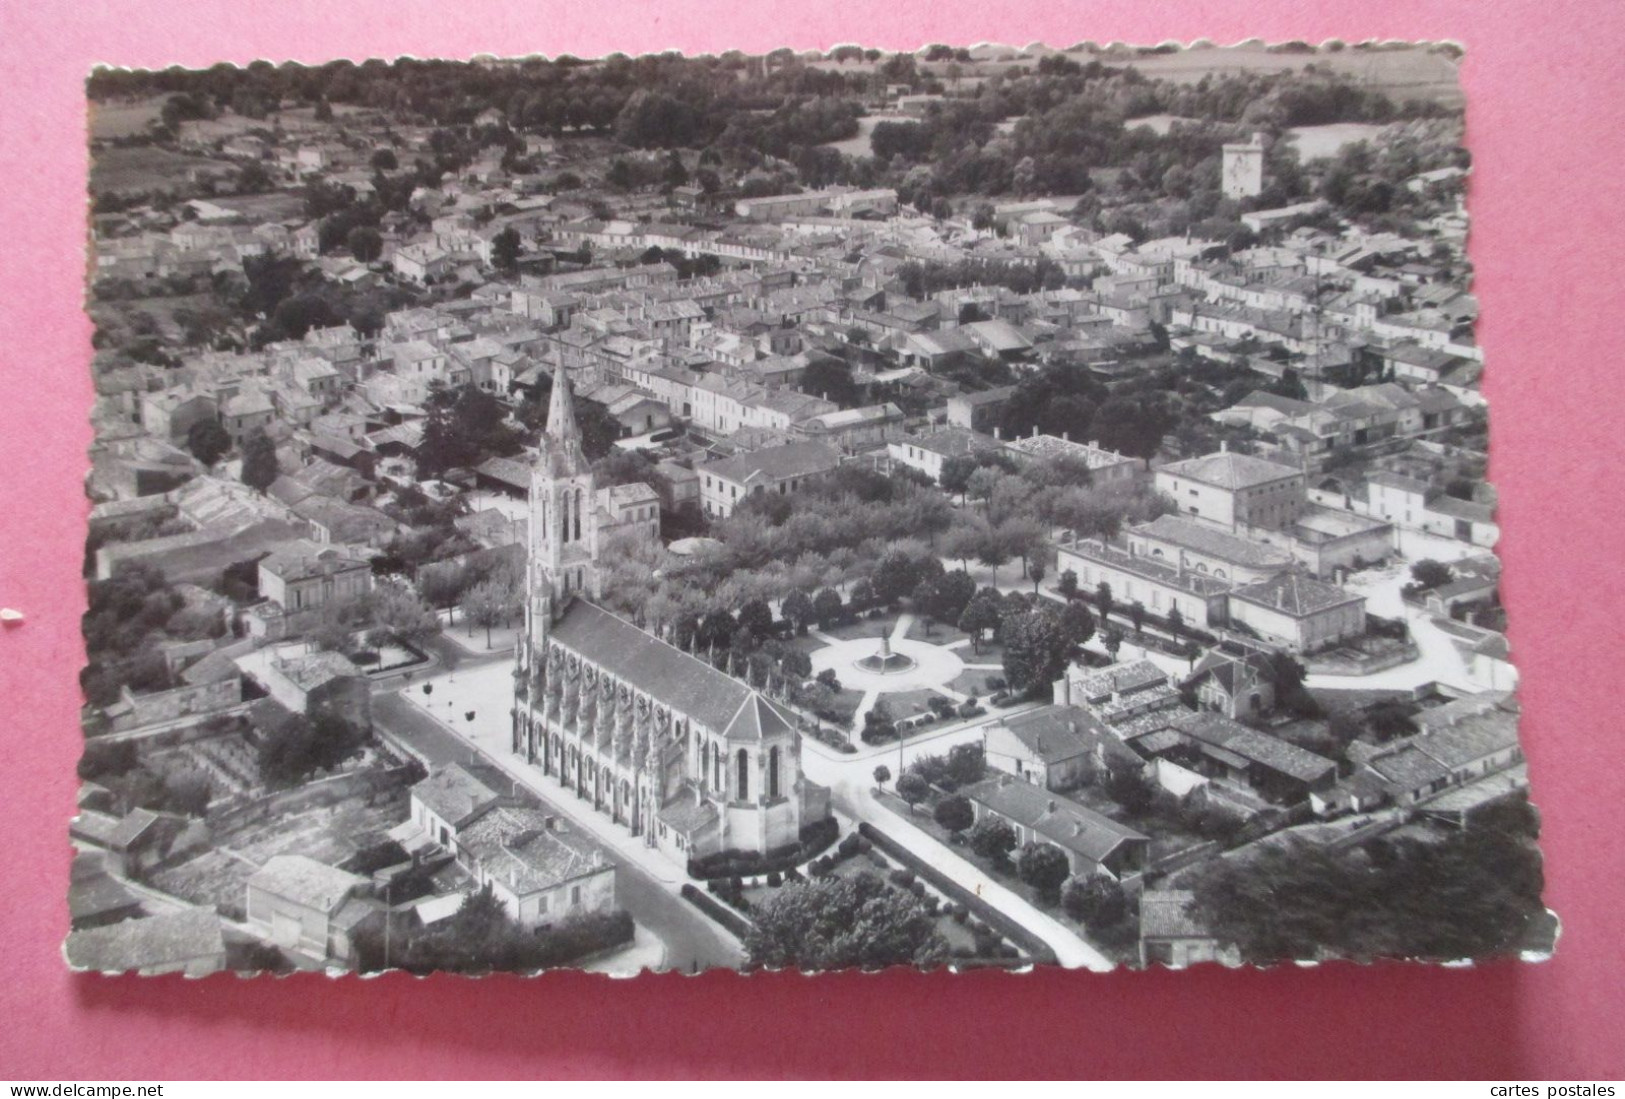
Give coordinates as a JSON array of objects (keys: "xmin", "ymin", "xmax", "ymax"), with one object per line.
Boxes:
[
  {"xmin": 1286, "ymin": 122, "xmax": 1391, "ymax": 161},
  {"xmin": 88, "ymin": 97, "xmax": 167, "ymax": 140},
  {"xmin": 90, "ymin": 145, "xmax": 235, "ymax": 196}
]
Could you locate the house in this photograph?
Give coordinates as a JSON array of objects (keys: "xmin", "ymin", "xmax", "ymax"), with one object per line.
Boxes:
[
  {"xmin": 885, "ymin": 427, "xmax": 1000, "ymax": 484},
  {"xmin": 1000, "ymin": 432, "xmax": 1141, "ymax": 486},
  {"xmin": 697, "ymin": 440, "xmax": 840, "ymax": 518},
  {"xmin": 1226, "ymin": 571, "xmax": 1366, "ymax": 654},
  {"xmin": 1155, "ymin": 447, "xmax": 1307, "ymax": 532},
  {"xmin": 1055, "ymin": 659, "xmax": 1183, "ymax": 727},
  {"xmin": 1330, "ymin": 691, "xmax": 1524, "ymax": 814},
  {"xmin": 257, "ymin": 539, "xmax": 374, "ymax": 614},
  {"xmin": 235, "ymin": 644, "xmax": 372, "ymax": 727},
  {"xmin": 65, "ymin": 909, "xmax": 227, "ymax": 976},
  {"xmin": 795, "ymin": 403, "xmax": 904, "ymax": 452},
  {"xmin": 945, "ymin": 385, "xmax": 1017, "ymax": 433},
  {"xmin": 1184, "ymin": 648, "xmax": 1277, "ymax": 720},
  {"xmin": 961, "ymin": 775, "xmax": 1151, "ymax": 881},
  {"xmin": 1118, "ymin": 708, "xmax": 1336, "ymax": 804},
  {"xmin": 1138, "ymin": 890, "xmax": 1239, "ymax": 968},
  {"xmin": 69, "ymin": 806, "xmax": 203, "ymax": 877},
  {"xmin": 407, "ymin": 765, "xmax": 616, "ymax": 928},
  {"xmin": 246, "ymin": 855, "xmax": 377, "ymax": 962},
  {"xmin": 982, "ymin": 705, "xmax": 1138, "ymax": 792}
]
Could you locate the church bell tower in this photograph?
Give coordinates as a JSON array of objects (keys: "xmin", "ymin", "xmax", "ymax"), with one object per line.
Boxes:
[{"xmin": 521, "ymin": 365, "xmax": 601, "ymax": 680}]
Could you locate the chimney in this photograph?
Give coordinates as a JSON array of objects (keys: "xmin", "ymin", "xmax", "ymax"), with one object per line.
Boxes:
[
  {"xmin": 1063, "ymin": 431, "xmax": 1070, "ymax": 442},
  {"xmin": 1031, "ymin": 425, "xmax": 1039, "ymax": 439},
  {"xmin": 993, "ymin": 426, "xmax": 1002, "ymax": 440},
  {"xmin": 1220, "ymin": 440, "xmax": 1228, "ymax": 453},
  {"xmin": 1046, "ymin": 799, "xmax": 1057, "ymax": 814}
]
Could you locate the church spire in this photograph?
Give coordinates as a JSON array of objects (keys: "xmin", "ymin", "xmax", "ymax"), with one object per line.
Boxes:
[{"xmin": 547, "ymin": 363, "xmax": 582, "ymax": 445}]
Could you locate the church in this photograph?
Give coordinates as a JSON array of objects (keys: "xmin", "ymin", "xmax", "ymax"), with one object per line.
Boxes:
[{"xmin": 512, "ymin": 368, "xmax": 830, "ymax": 868}]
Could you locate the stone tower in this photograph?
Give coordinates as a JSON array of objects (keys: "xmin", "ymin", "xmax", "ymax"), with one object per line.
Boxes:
[
  {"xmin": 1222, "ymin": 132, "xmax": 1266, "ymax": 199},
  {"xmin": 520, "ymin": 366, "xmax": 601, "ymax": 681}
]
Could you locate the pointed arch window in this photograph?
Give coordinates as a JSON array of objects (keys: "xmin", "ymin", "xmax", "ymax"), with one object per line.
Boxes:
[
  {"xmin": 573, "ymin": 486, "xmax": 584, "ymax": 542},
  {"xmin": 768, "ymin": 746, "xmax": 781, "ymax": 800},
  {"xmin": 736, "ymin": 749, "xmax": 750, "ymax": 801}
]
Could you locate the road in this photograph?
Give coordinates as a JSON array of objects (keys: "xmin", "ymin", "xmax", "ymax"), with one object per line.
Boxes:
[{"xmin": 372, "ymin": 680, "xmax": 744, "ymax": 974}]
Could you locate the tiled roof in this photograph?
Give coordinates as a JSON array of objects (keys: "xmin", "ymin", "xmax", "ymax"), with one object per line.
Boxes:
[
  {"xmin": 551, "ymin": 600, "xmax": 786, "ymax": 738},
  {"xmin": 698, "ymin": 441, "xmax": 839, "ymax": 487},
  {"xmin": 1139, "ymin": 890, "xmax": 1211, "ymax": 940},
  {"xmin": 1230, "ymin": 572, "xmax": 1363, "ymax": 617},
  {"xmin": 459, "ymin": 807, "xmax": 603, "ymax": 894},
  {"xmin": 657, "ymin": 786, "xmax": 720, "ymax": 836},
  {"xmin": 247, "ymin": 855, "xmax": 365, "ymax": 914},
  {"xmin": 1133, "ymin": 514, "xmax": 1294, "ymax": 570},
  {"xmin": 1158, "ymin": 451, "xmax": 1303, "ymax": 490},
  {"xmin": 66, "ymin": 909, "xmax": 225, "ymax": 973},
  {"xmin": 962, "ymin": 775, "xmax": 1148, "ymax": 864},
  {"xmin": 412, "ymin": 764, "xmax": 502, "ymax": 829}
]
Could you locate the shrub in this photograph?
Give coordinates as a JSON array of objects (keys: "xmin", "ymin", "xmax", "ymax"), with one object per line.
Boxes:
[
  {"xmin": 837, "ymin": 833, "xmax": 861, "ymax": 859},
  {"xmin": 766, "ymin": 871, "xmax": 782, "ymax": 888}
]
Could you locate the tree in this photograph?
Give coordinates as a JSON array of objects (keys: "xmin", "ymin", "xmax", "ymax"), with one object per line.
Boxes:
[
  {"xmin": 1102, "ymin": 627, "xmax": 1123, "ymax": 663},
  {"xmin": 1059, "ymin": 600, "xmax": 1095, "ymax": 652},
  {"xmin": 896, "ymin": 772, "xmax": 930, "ymax": 811},
  {"xmin": 1002, "ymin": 606, "xmax": 1073, "ymax": 695},
  {"xmin": 939, "ymin": 455, "xmax": 977, "ymax": 500},
  {"xmin": 1167, "ymin": 605, "xmax": 1185, "ymax": 639},
  {"xmin": 240, "ymin": 427, "xmax": 278, "ymax": 491},
  {"xmin": 1129, "ymin": 600, "xmax": 1147, "ymax": 636},
  {"xmin": 1105, "ymin": 764, "xmax": 1155, "ymax": 815},
  {"xmin": 1185, "ymin": 801, "xmax": 1545, "ymax": 965},
  {"xmin": 371, "ymin": 147, "xmax": 399, "ymax": 172},
  {"xmin": 1063, "ymin": 875, "xmax": 1128, "ymax": 928},
  {"xmin": 872, "ymin": 764, "xmax": 891, "ymax": 791},
  {"xmin": 185, "ymin": 418, "xmax": 230, "ymax": 466},
  {"xmin": 958, "ymin": 589, "xmax": 1003, "ymax": 655},
  {"xmin": 968, "ymin": 816, "xmax": 1017, "ymax": 864},
  {"xmin": 1030, "ymin": 556, "xmax": 1047, "ymax": 595},
  {"xmin": 1410, "ymin": 559, "xmax": 1454, "ymax": 590},
  {"xmin": 812, "ymin": 587, "xmax": 843, "ymax": 629},
  {"xmin": 781, "ymin": 589, "xmax": 814, "ymax": 636},
  {"xmin": 932, "ymin": 570, "xmax": 977, "ymax": 626},
  {"xmin": 1058, "ymin": 569, "xmax": 1078, "ymax": 600},
  {"xmin": 460, "ymin": 577, "xmax": 512, "ymax": 646},
  {"xmin": 348, "ymin": 226, "xmax": 383, "ymax": 263},
  {"xmin": 745, "ymin": 871, "xmax": 950, "ymax": 971},
  {"xmin": 911, "ymin": 578, "xmax": 939, "ymax": 634},
  {"xmin": 872, "ymin": 550, "xmax": 920, "ymax": 606},
  {"xmin": 1017, "ymin": 842, "xmax": 1072, "ymax": 903},
  {"xmin": 933, "ymin": 794, "xmax": 975, "ymax": 835},
  {"xmin": 737, "ymin": 598, "xmax": 775, "ymax": 641},
  {"xmin": 947, "ymin": 743, "xmax": 986, "ymax": 787},
  {"xmin": 1096, "ymin": 581, "xmax": 1114, "ymax": 622},
  {"xmin": 492, "ymin": 226, "xmax": 522, "ymax": 273}
]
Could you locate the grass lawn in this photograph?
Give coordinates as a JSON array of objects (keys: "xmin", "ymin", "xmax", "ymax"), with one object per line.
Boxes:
[
  {"xmin": 90, "ymin": 145, "xmax": 234, "ymax": 195},
  {"xmin": 949, "ymin": 667, "xmax": 1007, "ymax": 698},
  {"xmin": 874, "ymin": 687, "xmax": 950, "ymax": 720}
]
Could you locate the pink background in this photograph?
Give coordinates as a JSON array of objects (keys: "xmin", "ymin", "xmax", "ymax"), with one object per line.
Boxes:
[{"xmin": 2, "ymin": 0, "xmax": 1622, "ymax": 1079}]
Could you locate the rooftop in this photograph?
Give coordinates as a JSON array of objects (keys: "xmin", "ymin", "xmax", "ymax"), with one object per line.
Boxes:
[{"xmin": 1158, "ymin": 450, "xmax": 1304, "ymax": 491}]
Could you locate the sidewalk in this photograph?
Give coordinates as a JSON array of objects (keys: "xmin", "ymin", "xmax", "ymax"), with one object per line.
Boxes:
[{"xmin": 581, "ymin": 923, "xmax": 668, "ymax": 978}]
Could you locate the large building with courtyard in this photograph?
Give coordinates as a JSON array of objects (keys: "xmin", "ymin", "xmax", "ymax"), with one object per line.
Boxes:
[{"xmin": 513, "ymin": 369, "xmax": 831, "ymax": 867}]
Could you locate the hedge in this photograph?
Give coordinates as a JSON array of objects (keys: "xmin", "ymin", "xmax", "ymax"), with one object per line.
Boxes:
[
  {"xmin": 857, "ymin": 822, "xmax": 1059, "ymax": 967},
  {"xmin": 690, "ymin": 816, "xmax": 841, "ymax": 881},
  {"xmin": 680, "ymin": 883, "xmax": 754, "ymax": 940}
]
